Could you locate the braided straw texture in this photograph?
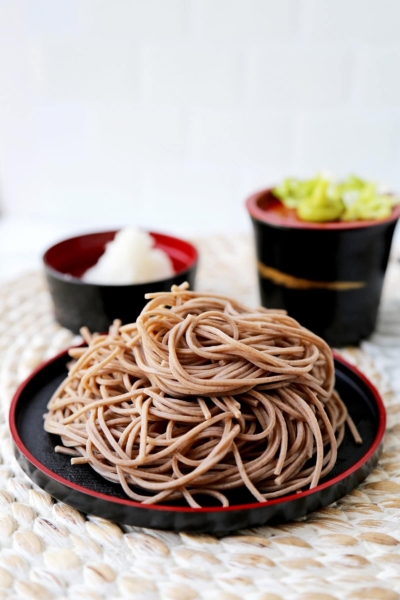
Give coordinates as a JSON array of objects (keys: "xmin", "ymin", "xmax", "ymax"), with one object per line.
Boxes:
[{"xmin": 0, "ymin": 234, "xmax": 400, "ymax": 600}]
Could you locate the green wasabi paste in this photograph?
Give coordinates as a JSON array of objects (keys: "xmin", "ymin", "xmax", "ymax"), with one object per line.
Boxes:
[
  {"xmin": 297, "ymin": 179, "xmax": 344, "ymax": 222},
  {"xmin": 273, "ymin": 174, "xmax": 398, "ymax": 223}
]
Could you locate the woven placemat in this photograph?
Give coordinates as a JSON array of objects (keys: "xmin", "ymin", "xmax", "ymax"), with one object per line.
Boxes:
[{"xmin": 1, "ymin": 235, "xmax": 400, "ymax": 600}]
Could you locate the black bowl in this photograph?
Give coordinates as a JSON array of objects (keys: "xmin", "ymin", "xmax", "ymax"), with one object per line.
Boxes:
[
  {"xmin": 246, "ymin": 189, "xmax": 400, "ymax": 347},
  {"xmin": 43, "ymin": 230, "xmax": 198, "ymax": 334}
]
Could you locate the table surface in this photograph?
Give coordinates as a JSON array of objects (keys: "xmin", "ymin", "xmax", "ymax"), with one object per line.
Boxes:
[{"xmin": 1, "ymin": 230, "xmax": 400, "ymax": 599}]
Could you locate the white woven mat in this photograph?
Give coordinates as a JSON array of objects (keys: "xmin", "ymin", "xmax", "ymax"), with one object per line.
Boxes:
[{"xmin": 1, "ymin": 235, "xmax": 400, "ymax": 600}]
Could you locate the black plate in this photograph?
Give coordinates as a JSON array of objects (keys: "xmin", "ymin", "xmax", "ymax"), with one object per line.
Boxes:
[{"xmin": 10, "ymin": 349, "xmax": 385, "ymax": 533}]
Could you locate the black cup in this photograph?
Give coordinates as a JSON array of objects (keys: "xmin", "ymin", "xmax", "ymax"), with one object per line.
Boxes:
[
  {"xmin": 43, "ymin": 230, "xmax": 198, "ymax": 334},
  {"xmin": 246, "ymin": 189, "xmax": 400, "ymax": 347}
]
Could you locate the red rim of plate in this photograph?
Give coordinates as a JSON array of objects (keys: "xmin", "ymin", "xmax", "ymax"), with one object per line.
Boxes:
[
  {"xmin": 9, "ymin": 348, "xmax": 386, "ymax": 514},
  {"xmin": 246, "ymin": 188, "xmax": 400, "ymax": 230}
]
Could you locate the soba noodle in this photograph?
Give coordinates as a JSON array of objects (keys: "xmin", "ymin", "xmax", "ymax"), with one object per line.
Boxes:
[{"xmin": 44, "ymin": 283, "xmax": 361, "ymax": 507}]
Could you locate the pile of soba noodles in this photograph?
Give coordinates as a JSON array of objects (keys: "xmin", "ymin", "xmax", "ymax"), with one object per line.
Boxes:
[{"xmin": 44, "ymin": 283, "xmax": 361, "ymax": 507}]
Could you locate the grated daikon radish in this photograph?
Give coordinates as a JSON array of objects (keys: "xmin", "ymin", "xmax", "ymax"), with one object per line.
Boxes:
[{"xmin": 82, "ymin": 228, "xmax": 174, "ymax": 285}]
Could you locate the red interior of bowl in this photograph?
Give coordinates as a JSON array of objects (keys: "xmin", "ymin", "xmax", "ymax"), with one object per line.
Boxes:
[
  {"xmin": 246, "ymin": 189, "xmax": 400, "ymax": 230},
  {"xmin": 44, "ymin": 231, "xmax": 198, "ymax": 280}
]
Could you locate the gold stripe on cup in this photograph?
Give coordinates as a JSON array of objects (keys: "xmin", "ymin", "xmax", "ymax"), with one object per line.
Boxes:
[{"xmin": 257, "ymin": 262, "xmax": 365, "ymax": 291}]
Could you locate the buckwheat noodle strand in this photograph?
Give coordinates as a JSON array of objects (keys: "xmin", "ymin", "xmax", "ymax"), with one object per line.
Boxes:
[{"xmin": 44, "ymin": 284, "xmax": 361, "ymax": 507}]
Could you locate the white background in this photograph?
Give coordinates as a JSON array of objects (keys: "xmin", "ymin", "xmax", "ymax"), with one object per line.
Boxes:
[{"xmin": 0, "ymin": 0, "xmax": 400, "ymax": 277}]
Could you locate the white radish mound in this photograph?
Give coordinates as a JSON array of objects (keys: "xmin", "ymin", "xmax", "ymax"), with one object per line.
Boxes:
[{"xmin": 82, "ymin": 228, "xmax": 174, "ymax": 285}]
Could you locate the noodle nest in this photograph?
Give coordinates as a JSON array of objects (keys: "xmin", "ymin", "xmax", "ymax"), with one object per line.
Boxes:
[{"xmin": 44, "ymin": 284, "xmax": 361, "ymax": 507}]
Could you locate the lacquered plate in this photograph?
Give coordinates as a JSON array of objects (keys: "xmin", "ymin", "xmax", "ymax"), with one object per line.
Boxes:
[{"xmin": 10, "ymin": 349, "xmax": 385, "ymax": 533}]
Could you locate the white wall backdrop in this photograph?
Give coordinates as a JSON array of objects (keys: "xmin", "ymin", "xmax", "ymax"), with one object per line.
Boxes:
[{"xmin": 0, "ymin": 0, "xmax": 400, "ymax": 236}]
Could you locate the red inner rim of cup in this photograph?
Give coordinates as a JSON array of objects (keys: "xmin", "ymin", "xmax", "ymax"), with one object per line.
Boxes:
[
  {"xmin": 246, "ymin": 189, "xmax": 400, "ymax": 230},
  {"xmin": 43, "ymin": 230, "xmax": 198, "ymax": 282}
]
